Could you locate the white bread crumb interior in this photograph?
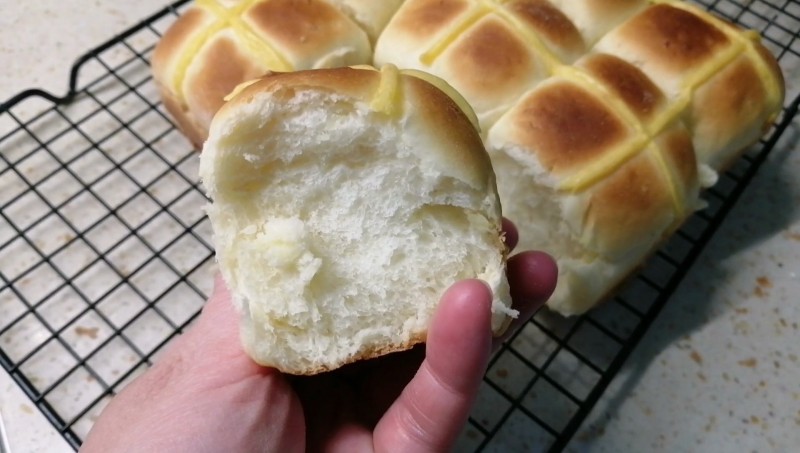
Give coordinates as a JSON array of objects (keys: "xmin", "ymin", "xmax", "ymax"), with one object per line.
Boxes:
[{"xmin": 199, "ymin": 68, "xmax": 513, "ymax": 374}]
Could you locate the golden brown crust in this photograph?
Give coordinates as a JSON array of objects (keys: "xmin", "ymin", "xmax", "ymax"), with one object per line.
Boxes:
[
  {"xmin": 579, "ymin": 0, "xmax": 643, "ymax": 13},
  {"xmin": 444, "ymin": 18, "xmax": 541, "ymax": 97},
  {"xmin": 390, "ymin": 0, "xmax": 469, "ymax": 41},
  {"xmin": 754, "ymin": 39, "xmax": 786, "ymax": 104},
  {"xmin": 508, "ymin": 80, "xmax": 633, "ymax": 177},
  {"xmin": 159, "ymin": 85, "xmax": 207, "ymax": 150},
  {"xmin": 550, "ymin": 0, "xmax": 647, "ymax": 46},
  {"xmin": 326, "ymin": 0, "xmax": 406, "ymax": 43},
  {"xmin": 184, "ymin": 33, "xmax": 269, "ymax": 133},
  {"xmin": 244, "ymin": 0, "xmax": 365, "ymax": 64},
  {"xmin": 151, "ymin": 6, "xmax": 216, "ymax": 148},
  {"xmin": 151, "ymin": 7, "xmax": 209, "ymax": 82},
  {"xmin": 375, "ymin": 0, "xmax": 590, "ymax": 129},
  {"xmin": 584, "ymin": 150, "xmax": 675, "ymax": 257},
  {"xmin": 507, "ymin": 0, "xmax": 585, "ymax": 57},
  {"xmin": 688, "ymin": 49, "xmax": 784, "ymax": 171},
  {"xmin": 656, "ymin": 125, "xmax": 698, "ymax": 211},
  {"xmin": 579, "ymin": 53, "xmax": 666, "ymax": 123},
  {"xmin": 152, "ymin": 0, "xmax": 377, "ymax": 150},
  {"xmin": 614, "ymin": 4, "xmax": 732, "ymax": 75},
  {"xmin": 404, "ymin": 75, "xmax": 492, "ymax": 182},
  {"xmin": 589, "ymin": 1, "xmax": 785, "ymax": 174}
]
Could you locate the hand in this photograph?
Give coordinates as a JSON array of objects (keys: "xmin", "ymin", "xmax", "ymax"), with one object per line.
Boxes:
[{"xmin": 80, "ymin": 220, "xmax": 557, "ymax": 453}]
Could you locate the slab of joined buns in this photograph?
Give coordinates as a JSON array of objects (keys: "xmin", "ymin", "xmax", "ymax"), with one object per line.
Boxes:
[
  {"xmin": 154, "ymin": 1, "xmax": 784, "ymax": 323},
  {"xmin": 199, "ymin": 65, "xmax": 513, "ymax": 374}
]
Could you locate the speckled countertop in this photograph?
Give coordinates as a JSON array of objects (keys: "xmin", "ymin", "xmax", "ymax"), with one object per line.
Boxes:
[
  {"xmin": 1, "ymin": 2, "xmax": 798, "ymax": 452},
  {"xmin": 0, "ymin": 3, "xmax": 173, "ymax": 452}
]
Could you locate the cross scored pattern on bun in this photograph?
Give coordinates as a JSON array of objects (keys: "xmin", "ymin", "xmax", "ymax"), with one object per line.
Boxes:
[
  {"xmin": 154, "ymin": 0, "xmax": 785, "ymax": 325},
  {"xmin": 376, "ymin": 0, "xmax": 784, "ymax": 166},
  {"xmin": 152, "ymin": 0, "xmax": 404, "ymax": 147}
]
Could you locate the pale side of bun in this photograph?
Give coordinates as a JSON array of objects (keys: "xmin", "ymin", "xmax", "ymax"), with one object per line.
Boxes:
[
  {"xmin": 199, "ymin": 66, "xmax": 514, "ymax": 375},
  {"xmin": 326, "ymin": 0, "xmax": 405, "ymax": 43}
]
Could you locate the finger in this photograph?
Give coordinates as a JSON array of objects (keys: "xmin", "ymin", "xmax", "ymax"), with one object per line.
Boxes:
[
  {"xmin": 374, "ymin": 280, "xmax": 493, "ymax": 452},
  {"xmin": 494, "ymin": 251, "xmax": 559, "ymax": 349},
  {"xmin": 501, "ymin": 217, "xmax": 519, "ymax": 252},
  {"xmin": 507, "ymin": 251, "xmax": 558, "ymax": 303},
  {"xmin": 196, "ymin": 272, "xmax": 237, "ymax": 328}
]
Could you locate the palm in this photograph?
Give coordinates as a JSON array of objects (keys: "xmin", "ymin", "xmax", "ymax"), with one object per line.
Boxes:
[{"xmin": 81, "ymin": 221, "xmax": 558, "ymax": 453}]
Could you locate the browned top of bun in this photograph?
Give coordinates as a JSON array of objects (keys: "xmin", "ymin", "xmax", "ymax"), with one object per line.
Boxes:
[
  {"xmin": 629, "ymin": 5, "xmax": 731, "ymax": 70},
  {"xmin": 151, "ymin": 0, "xmax": 372, "ymax": 148},
  {"xmin": 506, "ymin": 80, "xmax": 634, "ymax": 178},
  {"xmin": 578, "ymin": 53, "xmax": 666, "ymax": 122},
  {"xmin": 243, "ymin": 0, "xmax": 365, "ymax": 62},
  {"xmin": 505, "ymin": 0, "xmax": 585, "ymax": 54}
]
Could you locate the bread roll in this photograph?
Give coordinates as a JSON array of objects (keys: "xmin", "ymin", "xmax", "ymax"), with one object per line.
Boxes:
[
  {"xmin": 198, "ymin": 65, "xmax": 513, "ymax": 374},
  {"xmin": 486, "ymin": 2, "xmax": 784, "ymax": 315},
  {"xmin": 151, "ymin": 0, "xmax": 404, "ymax": 148},
  {"xmin": 487, "ymin": 57, "xmax": 702, "ymax": 315}
]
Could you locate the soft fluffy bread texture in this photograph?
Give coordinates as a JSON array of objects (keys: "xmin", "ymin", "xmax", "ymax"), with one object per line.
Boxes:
[
  {"xmin": 199, "ymin": 67, "xmax": 513, "ymax": 375},
  {"xmin": 160, "ymin": 0, "xmax": 785, "ymax": 317}
]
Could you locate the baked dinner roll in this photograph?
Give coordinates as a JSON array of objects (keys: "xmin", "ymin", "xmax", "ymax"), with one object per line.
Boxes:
[
  {"xmin": 151, "ymin": 0, "xmax": 403, "ymax": 148},
  {"xmin": 199, "ymin": 65, "xmax": 514, "ymax": 374},
  {"xmin": 487, "ymin": 57, "xmax": 703, "ymax": 315}
]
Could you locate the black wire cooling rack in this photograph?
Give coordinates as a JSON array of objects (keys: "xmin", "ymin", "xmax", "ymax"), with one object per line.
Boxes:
[{"xmin": 0, "ymin": 0, "xmax": 798, "ymax": 451}]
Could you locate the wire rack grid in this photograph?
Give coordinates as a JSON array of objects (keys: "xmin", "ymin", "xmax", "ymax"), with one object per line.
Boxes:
[{"xmin": 0, "ymin": 0, "xmax": 798, "ymax": 451}]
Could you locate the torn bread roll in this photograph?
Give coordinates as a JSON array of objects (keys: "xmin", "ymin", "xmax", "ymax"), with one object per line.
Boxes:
[
  {"xmin": 198, "ymin": 65, "xmax": 513, "ymax": 375},
  {"xmin": 151, "ymin": 0, "xmax": 403, "ymax": 148}
]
